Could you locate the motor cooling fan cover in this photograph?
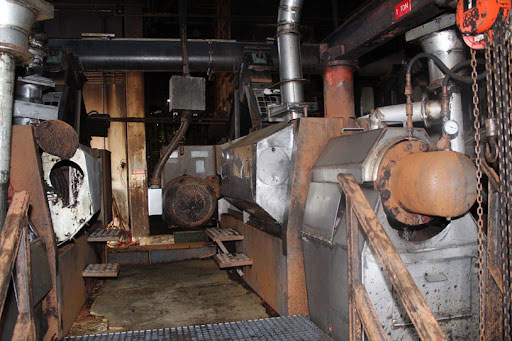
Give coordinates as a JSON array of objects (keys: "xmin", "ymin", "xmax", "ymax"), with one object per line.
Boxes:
[{"xmin": 162, "ymin": 176, "xmax": 217, "ymax": 228}]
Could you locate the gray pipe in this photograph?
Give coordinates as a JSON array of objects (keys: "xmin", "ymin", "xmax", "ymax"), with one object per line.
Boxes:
[
  {"xmin": 150, "ymin": 114, "xmax": 191, "ymax": 187},
  {"xmin": 277, "ymin": 0, "xmax": 305, "ymax": 105},
  {"xmin": 419, "ymin": 30, "xmax": 466, "ymax": 153},
  {"xmin": 0, "ymin": 53, "xmax": 15, "ymax": 228}
]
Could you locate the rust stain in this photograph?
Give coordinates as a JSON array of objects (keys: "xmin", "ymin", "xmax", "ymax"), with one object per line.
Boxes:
[{"xmin": 323, "ymin": 65, "xmax": 355, "ymax": 119}]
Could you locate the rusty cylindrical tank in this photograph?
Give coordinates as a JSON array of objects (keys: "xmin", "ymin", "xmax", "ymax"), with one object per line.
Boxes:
[
  {"xmin": 388, "ymin": 150, "xmax": 477, "ymax": 219},
  {"xmin": 323, "ymin": 60, "xmax": 356, "ymax": 119}
]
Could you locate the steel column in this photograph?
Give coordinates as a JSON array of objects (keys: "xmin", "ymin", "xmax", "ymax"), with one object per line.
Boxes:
[
  {"xmin": 323, "ymin": 61, "xmax": 356, "ymax": 119},
  {"xmin": 0, "ymin": 53, "xmax": 15, "ymax": 229}
]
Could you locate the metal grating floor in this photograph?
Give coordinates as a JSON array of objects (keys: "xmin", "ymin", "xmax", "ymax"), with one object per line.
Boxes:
[{"xmin": 63, "ymin": 315, "xmax": 331, "ymax": 341}]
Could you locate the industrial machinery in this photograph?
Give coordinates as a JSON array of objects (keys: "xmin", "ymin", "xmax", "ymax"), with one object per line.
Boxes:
[
  {"xmin": 42, "ymin": 144, "xmax": 101, "ymax": 244},
  {"xmin": 302, "ymin": 128, "xmax": 478, "ymax": 340},
  {"xmin": 151, "ymin": 145, "xmax": 220, "ymax": 228}
]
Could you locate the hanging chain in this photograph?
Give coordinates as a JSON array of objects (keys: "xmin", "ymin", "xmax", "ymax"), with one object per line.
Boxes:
[
  {"xmin": 471, "ymin": 47, "xmax": 486, "ymax": 341},
  {"xmin": 484, "ymin": 11, "xmax": 512, "ymax": 339}
]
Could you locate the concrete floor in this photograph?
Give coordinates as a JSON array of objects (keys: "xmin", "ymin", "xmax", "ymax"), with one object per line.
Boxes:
[{"xmin": 68, "ymin": 259, "xmax": 270, "ymax": 336}]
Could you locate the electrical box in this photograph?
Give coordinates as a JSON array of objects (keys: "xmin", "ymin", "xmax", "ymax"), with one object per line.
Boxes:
[{"xmin": 169, "ymin": 75, "xmax": 206, "ymax": 111}]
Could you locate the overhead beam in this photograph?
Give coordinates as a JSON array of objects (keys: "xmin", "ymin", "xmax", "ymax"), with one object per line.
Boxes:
[{"xmin": 321, "ymin": 0, "xmax": 451, "ymax": 61}]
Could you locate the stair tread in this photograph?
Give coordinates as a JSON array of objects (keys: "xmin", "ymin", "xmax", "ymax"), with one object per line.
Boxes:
[
  {"xmin": 88, "ymin": 229, "xmax": 124, "ymax": 242},
  {"xmin": 206, "ymin": 227, "xmax": 243, "ymax": 242},
  {"xmin": 82, "ymin": 263, "xmax": 120, "ymax": 278},
  {"xmin": 214, "ymin": 253, "xmax": 252, "ymax": 269}
]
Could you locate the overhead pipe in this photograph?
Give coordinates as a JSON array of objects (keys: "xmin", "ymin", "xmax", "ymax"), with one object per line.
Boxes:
[
  {"xmin": 277, "ymin": 0, "xmax": 305, "ymax": 107},
  {"xmin": 47, "ymin": 39, "xmax": 322, "ymax": 74},
  {"xmin": 0, "ymin": 0, "xmax": 53, "ymax": 231}
]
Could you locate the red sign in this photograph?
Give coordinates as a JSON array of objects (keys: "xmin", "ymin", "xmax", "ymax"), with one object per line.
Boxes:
[
  {"xmin": 394, "ymin": 0, "xmax": 411, "ymax": 20},
  {"xmin": 132, "ymin": 170, "xmax": 146, "ymax": 175}
]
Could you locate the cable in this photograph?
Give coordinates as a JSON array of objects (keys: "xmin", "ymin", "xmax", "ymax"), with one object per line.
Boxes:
[
  {"xmin": 406, "ymin": 52, "xmax": 482, "ymax": 83},
  {"xmin": 442, "ymin": 59, "xmax": 486, "ymax": 87}
]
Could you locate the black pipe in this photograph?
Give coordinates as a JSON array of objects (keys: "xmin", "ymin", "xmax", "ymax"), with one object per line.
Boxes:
[{"xmin": 47, "ymin": 39, "xmax": 322, "ymax": 73}]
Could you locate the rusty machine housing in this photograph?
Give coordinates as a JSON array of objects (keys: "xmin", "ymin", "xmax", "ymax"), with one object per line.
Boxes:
[{"xmin": 302, "ymin": 128, "xmax": 479, "ymax": 340}]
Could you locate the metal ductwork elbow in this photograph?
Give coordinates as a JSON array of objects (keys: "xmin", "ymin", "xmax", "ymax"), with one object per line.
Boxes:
[{"xmin": 277, "ymin": 0, "xmax": 305, "ymax": 117}]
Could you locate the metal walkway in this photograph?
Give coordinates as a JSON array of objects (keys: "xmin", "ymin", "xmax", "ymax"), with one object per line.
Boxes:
[{"xmin": 63, "ymin": 315, "xmax": 331, "ymax": 341}]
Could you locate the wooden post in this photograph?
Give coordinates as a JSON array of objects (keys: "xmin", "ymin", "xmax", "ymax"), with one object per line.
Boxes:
[
  {"xmin": 126, "ymin": 72, "xmax": 150, "ymax": 238},
  {"xmin": 338, "ymin": 173, "xmax": 446, "ymax": 341},
  {"xmin": 123, "ymin": 5, "xmax": 149, "ymax": 239}
]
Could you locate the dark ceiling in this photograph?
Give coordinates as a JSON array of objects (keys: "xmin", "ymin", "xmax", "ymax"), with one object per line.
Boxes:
[{"xmin": 47, "ymin": 0, "xmax": 369, "ymax": 42}]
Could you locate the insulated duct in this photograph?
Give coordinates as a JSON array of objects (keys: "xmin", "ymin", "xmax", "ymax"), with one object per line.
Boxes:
[{"xmin": 277, "ymin": 0, "xmax": 305, "ymax": 106}]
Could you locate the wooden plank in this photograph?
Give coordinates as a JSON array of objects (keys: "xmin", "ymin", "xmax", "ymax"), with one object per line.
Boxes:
[
  {"xmin": 82, "ymin": 263, "xmax": 120, "ymax": 278},
  {"xmin": 0, "ymin": 191, "xmax": 30, "ymax": 318},
  {"xmin": 126, "ymin": 72, "xmax": 150, "ymax": 238},
  {"xmin": 338, "ymin": 174, "xmax": 446, "ymax": 341},
  {"xmin": 110, "ymin": 241, "xmax": 211, "ymax": 252},
  {"xmin": 12, "ymin": 226, "xmax": 36, "ymax": 341},
  {"xmin": 214, "ymin": 253, "xmax": 252, "ymax": 268},
  {"xmin": 353, "ymin": 282, "xmax": 389, "ymax": 341},
  {"xmin": 206, "ymin": 227, "xmax": 244, "ymax": 242},
  {"xmin": 346, "ymin": 203, "xmax": 362, "ymax": 341}
]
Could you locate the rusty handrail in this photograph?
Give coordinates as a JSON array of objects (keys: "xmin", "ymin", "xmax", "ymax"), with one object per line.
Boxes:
[
  {"xmin": 339, "ymin": 173, "xmax": 446, "ymax": 341},
  {"xmin": 0, "ymin": 191, "xmax": 36, "ymax": 340},
  {"xmin": 0, "ymin": 191, "xmax": 30, "ymax": 316}
]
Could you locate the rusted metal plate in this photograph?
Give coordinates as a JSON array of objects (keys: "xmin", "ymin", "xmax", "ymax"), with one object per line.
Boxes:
[
  {"xmin": 35, "ymin": 120, "xmax": 79, "ymax": 159},
  {"xmin": 10, "ymin": 126, "xmax": 60, "ymax": 340},
  {"xmin": 338, "ymin": 174, "xmax": 446, "ymax": 341},
  {"xmin": 222, "ymin": 214, "xmax": 287, "ymax": 315},
  {"xmin": 284, "ymin": 117, "xmax": 346, "ymax": 316}
]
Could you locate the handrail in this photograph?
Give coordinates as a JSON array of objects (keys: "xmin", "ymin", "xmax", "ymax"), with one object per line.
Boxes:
[
  {"xmin": 338, "ymin": 173, "xmax": 446, "ymax": 341},
  {"xmin": 0, "ymin": 191, "xmax": 35, "ymax": 340}
]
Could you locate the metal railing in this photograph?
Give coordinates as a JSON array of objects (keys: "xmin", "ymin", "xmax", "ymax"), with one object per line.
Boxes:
[{"xmin": 338, "ymin": 173, "xmax": 446, "ymax": 341}]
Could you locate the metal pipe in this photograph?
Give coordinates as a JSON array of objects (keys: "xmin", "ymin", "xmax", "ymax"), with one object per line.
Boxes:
[
  {"xmin": 0, "ymin": 0, "xmax": 53, "ymax": 231},
  {"xmin": 419, "ymin": 30, "xmax": 466, "ymax": 153},
  {"xmin": 47, "ymin": 39, "xmax": 322, "ymax": 73},
  {"xmin": 277, "ymin": 0, "xmax": 304, "ymax": 105},
  {"xmin": 0, "ymin": 53, "xmax": 16, "ymax": 228},
  {"xmin": 150, "ymin": 113, "xmax": 191, "ymax": 187},
  {"xmin": 323, "ymin": 61, "xmax": 355, "ymax": 119},
  {"xmin": 366, "ymin": 100, "xmax": 442, "ymax": 130}
]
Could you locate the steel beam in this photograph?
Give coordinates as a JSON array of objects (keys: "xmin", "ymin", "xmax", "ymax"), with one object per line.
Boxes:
[
  {"xmin": 48, "ymin": 39, "xmax": 322, "ymax": 73},
  {"xmin": 321, "ymin": 0, "xmax": 450, "ymax": 61}
]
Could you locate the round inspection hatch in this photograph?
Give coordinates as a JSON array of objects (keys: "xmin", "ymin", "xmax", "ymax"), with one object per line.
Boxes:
[{"xmin": 257, "ymin": 147, "xmax": 290, "ymax": 186}]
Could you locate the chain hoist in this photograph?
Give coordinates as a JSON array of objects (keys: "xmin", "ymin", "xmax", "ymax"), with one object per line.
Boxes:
[{"xmin": 470, "ymin": 47, "xmax": 486, "ymax": 341}]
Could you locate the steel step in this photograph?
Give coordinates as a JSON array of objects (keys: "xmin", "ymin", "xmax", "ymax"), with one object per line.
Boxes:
[
  {"xmin": 62, "ymin": 315, "xmax": 331, "ymax": 340},
  {"xmin": 82, "ymin": 263, "xmax": 120, "ymax": 278},
  {"xmin": 214, "ymin": 253, "xmax": 252, "ymax": 269},
  {"xmin": 87, "ymin": 229, "xmax": 124, "ymax": 242},
  {"xmin": 206, "ymin": 227, "xmax": 244, "ymax": 242}
]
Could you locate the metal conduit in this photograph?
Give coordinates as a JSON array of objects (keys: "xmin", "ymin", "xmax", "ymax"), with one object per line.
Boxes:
[{"xmin": 277, "ymin": 0, "xmax": 305, "ymax": 105}]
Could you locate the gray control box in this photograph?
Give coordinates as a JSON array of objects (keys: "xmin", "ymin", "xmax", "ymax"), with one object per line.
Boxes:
[{"xmin": 169, "ymin": 75, "xmax": 206, "ymax": 111}]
